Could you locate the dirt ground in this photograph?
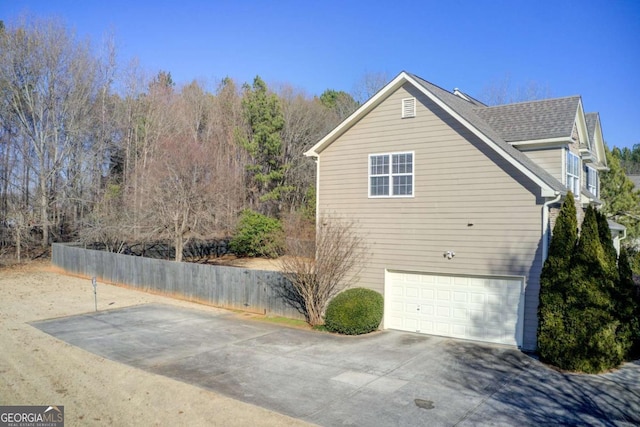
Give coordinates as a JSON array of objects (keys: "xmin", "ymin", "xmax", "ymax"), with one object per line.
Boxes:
[{"xmin": 0, "ymin": 260, "xmax": 311, "ymax": 427}]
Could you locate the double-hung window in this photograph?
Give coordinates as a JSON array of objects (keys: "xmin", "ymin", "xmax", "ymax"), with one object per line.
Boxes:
[
  {"xmin": 566, "ymin": 150, "xmax": 580, "ymax": 196},
  {"xmin": 585, "ymin": 165, "xmax": 598, "ymax": 197},
  {"xmin": 369, "ymin": 152, "xmax": 414, "ymax": 197}
]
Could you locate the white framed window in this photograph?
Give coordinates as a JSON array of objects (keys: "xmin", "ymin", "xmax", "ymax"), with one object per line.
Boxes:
[
  {"xmin": 566, "ymin": 150, "xmax": 580, "ymax": 197},
  {"xmin": 402, "ymin": 98, "xmax": 416, "ymax": 118},
  {"xmin": 369, "ymin": 152, "xmax": 414, "ymax": 197},
  {"xmin": 585, "ymin": 165, "xmax": 598, "ymax": 196}
]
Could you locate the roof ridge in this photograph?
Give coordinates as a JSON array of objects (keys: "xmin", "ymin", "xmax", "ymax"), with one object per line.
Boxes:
[
  {"xmin": 480, "ymin": 95, "xmax": 581, "ymax": 109},
  {"xmin": 406, "ymin": 72, "xmax": 454, "ymax": 97}
]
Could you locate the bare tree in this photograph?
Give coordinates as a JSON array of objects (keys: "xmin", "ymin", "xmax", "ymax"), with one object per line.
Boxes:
[
  {"xmin": 479, "ymin": 73, "xmax": 553, "ymax": 105},
  {"xmin": 278, "ymin": 215, "xmax": 366, "ymax": 326},
  {"xmin": 351, "ymin": 71, "xmax": 390, "ymax": 104},
  {"xmin": 277, "ymin": 84, "xmax": 334, "ymax": 214},
  {"xmin": 0, "ymin": 17, "xmax": 102, "ymax": 247},
  {"xmin": 137, "ymin": 134, "xmax": 218, "ymax": 262},
  {"xmin": 132, "ymin": 78, "xmax": 244, "ymax": 262}
]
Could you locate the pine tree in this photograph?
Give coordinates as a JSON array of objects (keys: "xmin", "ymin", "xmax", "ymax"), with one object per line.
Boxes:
[
  {"xmin": 237, "ymin": 76, "xmax": 291, "ymax": 216},
  {"xmin": 537, "ymin": 193, "xmax": 577, "ymax": 365},
  {"xmin": 601, "ymin": 145, "xmax": 640, "ymax": 241}
]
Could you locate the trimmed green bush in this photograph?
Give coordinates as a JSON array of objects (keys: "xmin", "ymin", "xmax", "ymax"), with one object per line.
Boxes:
[
  {"xmin": 229, "ymin": 209, "xmax": 284, "ymax": 258},
  {"xmin": 537, "ymin": 194, "xmax": 578, "ymax": 366},
  {"xmin": 324, "ymin": 288, "xmax": 383, "ymax": 335}
]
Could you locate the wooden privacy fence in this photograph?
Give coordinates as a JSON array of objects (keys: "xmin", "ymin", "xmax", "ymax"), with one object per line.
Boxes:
[{"xmin": 52, "ymin": 243, "xmax": 305, "ymax": 320}]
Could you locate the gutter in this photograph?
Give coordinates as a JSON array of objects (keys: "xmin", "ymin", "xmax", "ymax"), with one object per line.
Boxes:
[{"xmin": 542, "ymin": 192, "xmax": 562, "ymax": 262}]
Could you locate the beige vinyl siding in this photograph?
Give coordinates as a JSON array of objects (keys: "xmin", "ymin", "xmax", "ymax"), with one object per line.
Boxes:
[
  {"xmin": 520, "ymin": 148, "xmax": 563, "ymax": 182},
  {"xmin": 318, "ymin": 83, "xmax": 544, "ymax": 350}
]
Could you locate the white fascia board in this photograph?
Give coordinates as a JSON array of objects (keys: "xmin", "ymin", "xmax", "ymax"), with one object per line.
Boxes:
[
  {"xmin": 594, "ymin": 119, "xmax": 608, "ymax": 168},
  {"xmin": 402, "ymin": 74, "xmax": 556, "ymax": 197},
  {"xmin": 574, "ymin": 100, "xmax": 590, "ymax": 148},
  {"xmin": 511, "ymin": 137, "xmax": 570, "ymax": 147},
  {"xmin": 304, "ymin": 72, "xmax": 410, "ymax": 157}
]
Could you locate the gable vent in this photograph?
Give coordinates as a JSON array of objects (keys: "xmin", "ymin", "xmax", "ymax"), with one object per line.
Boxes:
[{"xmin": 402, "ymin": 97, "xmax": 416, "ymax": 118}]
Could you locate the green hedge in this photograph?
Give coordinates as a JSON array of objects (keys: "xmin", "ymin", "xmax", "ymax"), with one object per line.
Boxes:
[{"xmin": 324, "ymin": 288, "xmax": 383, "ymax": 335}]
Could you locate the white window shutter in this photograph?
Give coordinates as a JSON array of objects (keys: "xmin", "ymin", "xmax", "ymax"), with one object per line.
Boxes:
[{"xmin": 402, "ymin": 98, "xmax": 416, "ymax": 118}]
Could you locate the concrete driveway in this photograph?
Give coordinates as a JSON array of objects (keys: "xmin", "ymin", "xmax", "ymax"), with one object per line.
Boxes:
[{"xmin": 33, "ymin": 304, "xmax": 640, "ymax": 426}]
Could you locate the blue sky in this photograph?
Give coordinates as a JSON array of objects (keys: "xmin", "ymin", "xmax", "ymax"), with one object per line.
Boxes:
[{"xmin": 2, "ymin": 0, "xmax": 639, "ymax": 149}]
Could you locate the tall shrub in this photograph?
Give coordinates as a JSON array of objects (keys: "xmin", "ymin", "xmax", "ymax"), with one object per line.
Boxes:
[
  {"xmin": 229, "ymin": 209, "xmax": 284, "ymax": 258},
  {"xmin": 617, "ymin": 247, "xmax": 640, "ymax": 357},
  {"xmin": 537, "ymin": 193, "xmax": 577, "ymax": 365},
  {"xmin": 595, "ymin": 209, "xmax": 619, "ymax": 281},
  {"xmin": 563, "ymin": 206, "xmax": 624, "ymax": 373}
]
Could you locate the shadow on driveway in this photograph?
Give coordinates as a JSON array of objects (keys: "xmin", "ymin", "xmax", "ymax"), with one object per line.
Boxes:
[{"xmin": 32, "ymin": 304, "xmax": 640, "ymax": 426}]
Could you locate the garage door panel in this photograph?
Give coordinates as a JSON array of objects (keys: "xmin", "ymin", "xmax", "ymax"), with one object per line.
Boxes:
[
  {"xmin": 386, "ymin": 271, "xmax": 524, "ymax": 347},
  {"xmin": 453, "ymin": 291, "xmax": 467, "ymax": 302},
  {"xmin": 406, "ymin": 286, "xmax": 420, "ymax": 298},
  {"xmin": 390, "ymin": 301, "xmax": 404, "ymax": 312},
  {"xmin": 436, "ymin": 305, "xmax": 451, "ymax": 318},
  {"xmin": 437, "ymin": 290, "xmax": 451, "ymax": 301},
  {"xmin": 420, "ymin": 289, "xmax": 434, "ymax": 299},
  {"xmin": 452, "ymin": 307, "xmax": 467, "ymax": 319}
]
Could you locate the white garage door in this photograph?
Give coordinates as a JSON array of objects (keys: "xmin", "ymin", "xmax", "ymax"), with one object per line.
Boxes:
[{"xmin": 385, "ymin": 271, "xmax": 524, "ymax": 347}]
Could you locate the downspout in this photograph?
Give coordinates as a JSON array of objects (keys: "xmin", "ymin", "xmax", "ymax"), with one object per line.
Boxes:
[{"xmin": 542, "ymin": 192, "xmax": 562, "ymax": 262}]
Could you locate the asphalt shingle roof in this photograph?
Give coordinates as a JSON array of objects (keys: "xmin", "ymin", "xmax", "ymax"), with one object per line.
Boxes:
[
  {"xmin": 474, "ymin": 97, "xmax": 581, "ymax": 143},
  {"xmin": 407, "ymin": 73, "xmax": 567, "ymax": 194}
]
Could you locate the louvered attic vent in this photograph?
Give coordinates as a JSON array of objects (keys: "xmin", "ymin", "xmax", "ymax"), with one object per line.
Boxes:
[{"xmin": 402, "ymin": 97, "xmax": 416, "ymax": 118}]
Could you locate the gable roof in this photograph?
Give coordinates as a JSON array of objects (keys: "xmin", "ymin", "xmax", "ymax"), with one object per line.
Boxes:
[
  {"xmin": 585, "ymin": 112, "xmax": 598, "ymax": 145},
  {"xmin": 583, "ymin": 112, "xmax": 608, "ymax": 169},
  {"xmin": 475, "ymin": 97, "xmax": 581, "ymax": 143},
  {"xmin": 306, "ymin": 71, "xmax": 566, "ymax": 197}
]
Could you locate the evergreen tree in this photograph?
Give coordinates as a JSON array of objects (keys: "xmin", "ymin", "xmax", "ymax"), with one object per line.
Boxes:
[
  {"xmin": 601, "ymin": 145, "xmax": 640, "ymax": 241},
  {"xmin": 319, "ymin": 89, "xmax": 358, "ymax": 121},
  {"xmin": 537, "ymin": 193, "xmax": 577, "ymax": 365},
  {"xmin": 237, "ymin": 76, "xmax": 291, "ymax": 216},
  {"xmin": 617, "ymin": 247, "xmax": 640, "ymax": 357},
  {"xmin": 595, "ymin": 209, "xmax": 619, "ymax": 283},
  {"xmin": 564, "ymin": 206, "xmax": 624, "ymax": 372}
]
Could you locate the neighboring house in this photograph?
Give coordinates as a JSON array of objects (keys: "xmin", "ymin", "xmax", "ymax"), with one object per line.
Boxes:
[{"xmin": 305, "ymin": 71, "xmax": 623, "ymax": 351}]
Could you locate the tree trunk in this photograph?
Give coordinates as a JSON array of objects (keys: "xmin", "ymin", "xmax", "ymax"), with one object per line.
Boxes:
[
  {"xmin": 14, "ymin": 224, "xmax": 21, "ymax": 262},
  {"xmin": 39, "ymin": 174, "xmax": 49, "ymax": 248},
  {"xmin": 175, "ymin": 235, "xmax": 184, "ymax": 262}
]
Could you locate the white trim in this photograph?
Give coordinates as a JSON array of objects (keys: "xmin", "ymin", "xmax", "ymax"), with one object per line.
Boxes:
[
  {"xmin": 566, "ymin": 149, "xmax": 580, "ymax": 196},
  {"xmin": 585, "ymin": 165, "xmax": 598, "ymax": 197},
  {"xmin": 510, "ymin": 137, "xmax": 572, "ymax": 147},
  {"xmin": 574, "ymin": 100, "xmax": 590, "ymax": 148},
  {"xmin": 368, "ymin": 151, "xmax": 415, "ymax": 198}
]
